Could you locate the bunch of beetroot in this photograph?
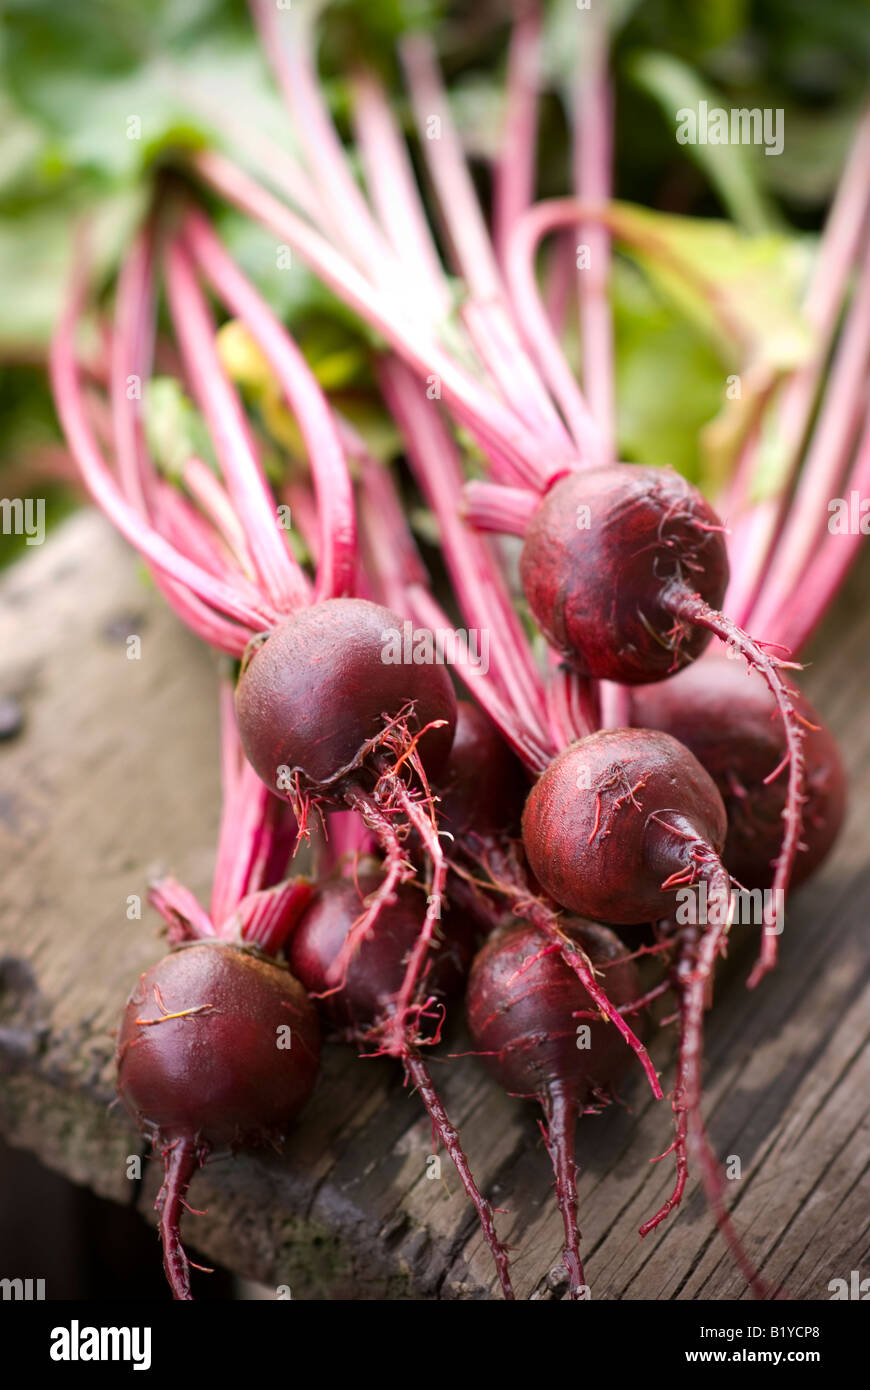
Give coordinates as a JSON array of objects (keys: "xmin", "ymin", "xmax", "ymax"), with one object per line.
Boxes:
[{"xmin": 49, "ymin": 0, "xmax": 867, "ymax": 1301}]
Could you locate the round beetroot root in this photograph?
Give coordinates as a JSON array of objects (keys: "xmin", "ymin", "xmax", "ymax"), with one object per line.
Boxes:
[
  {"xmin": 236, "ymin": 598, "xmax": 458, "ymax": 1028},
  {"xmin": 235, "ymin": 597, "xmax": 456, "ymax": 798},
  {"xmin": 520, "ymin": 465, "xmax": 728, "ymax": 685},
  {"xmin": 521, "ymin": 728, "xmax": 728, "ymax": 924},
  {"xmin": 117, "ymin": 941, "xmax": 320, "ymax": 1299},
  {"xmin": 467, "ymin": 918, "xmax": 640, "ymax": 1296},
  {"xmin": 288, "ymin": 874, "xmax": 473, "ymax": 1041}
]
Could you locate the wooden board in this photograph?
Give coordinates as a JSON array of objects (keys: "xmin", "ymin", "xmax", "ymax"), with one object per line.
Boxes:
[{"xmin": 1, "ymin": 510, "xmax": 868, "ymax": 1300}]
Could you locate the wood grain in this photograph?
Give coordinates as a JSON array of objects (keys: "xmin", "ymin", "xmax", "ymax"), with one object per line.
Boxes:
[{"xmin": 1, "ymin": 510, "xmax": 868, "ymax": 1299}]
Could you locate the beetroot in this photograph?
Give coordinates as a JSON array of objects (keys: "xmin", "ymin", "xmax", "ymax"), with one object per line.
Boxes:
[
  {"xmin": 519, "ymin": 727, "xmax": 781, "ymax": 1279},
  {"xmin": 630, "ymin": 657, "xmax": 846, "ymax": 891},
  {"xmin": 519, "ymin": 464, "xmax": 808, "ymax": 977},
  {"xmin": 467, "ymin": 918, "xmax": 641, "ymax": 1297},
  {"xmin": 236, "ymin": 597, "xmax": 456, "ymax": 796},
  {"xmin": 436, "ymin": 700, "xmax": 529, "ymax": 845},
  {"xmin": 288, "ymin": 874, "xmax": 473, "ymax": 1038},
  {"xmin": 289, "ymin": 874, "xmax": 514, "ymax": 1298},
  {"xmin": 520, "ymin": 727, "xmax": 737, "ymax": 1234},
  {"xmin": 434, "ymin": 704, "xmax": 663, "ymax": 1100},
  {"xmin": 117, "ymin": 940, "xmax": 320, "ymax": 1300},
  {"xmin": 521, "ymin": 465, "xmax": 728, "ymax": 685},
  {"xmin": 237, "ymin": 596, "xmax": 458, "ymax": 1042},
  {"xmin": 521, "ymin": 728, "xmax": 728, "ymax": 924}
]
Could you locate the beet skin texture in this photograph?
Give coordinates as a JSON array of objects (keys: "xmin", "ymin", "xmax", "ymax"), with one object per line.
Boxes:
[{"xmin": 520, "ymin": 465, "xmax": 729, "ymax": 684}]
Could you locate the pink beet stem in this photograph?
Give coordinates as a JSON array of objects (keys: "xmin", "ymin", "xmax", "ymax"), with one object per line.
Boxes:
[
  {"xmin": 545, "ymin": 663, "xmax": 599, "ymax": 744},
  {"xmin": 399, "ymin": 32, "xmax": 504, "ymax": 303},
  {"xmin": 181, "ymin": 457, "xmax": 257, "ymax": 581},
  {"xmin": 775, "ymin": 398, "xmax": 870, "ymax": 654},
  {"xmin": 322, "ymin": 810, "xmax": 376, "ymax": 877},
  {"xmin": 194, "ymin": 150, "xmax": 555, "ymax": 488},
  {"xmin": 724, "ymin": 102, "xmax": 870, "ymax": 616},
  {"xmin": 667, "ymin": 591, "xmax": 806, "ymax": 985},
  {"xmin": 407, "ymin": 585, "xmax": 552, "ymax": 773},
  {"xmin": 403, "ymin": 1049, "xmax": 515, "ymax": 1300},
  {"xmin": 251, "ymin": 0, "xmax": 397, "ymax": 284},
  {"xmin": 350, "ymin": 67, "xmax": 453, "ymax": 323},
  {"xmin": 110, "ymin": 226, "xmax": 155, "ymax": 514},
  {"xmin": 260, "ymin": 0, "xmax": 533, "ymax": 485},
  {"xmin": 149, "ymin": 571, "xmax": 252, "ymax": 657},
  {"xmin": 573, "ymin": 8, "xmax": 616, "ymax": 462},
  {"xmin": 598, "ymin": 681, "xmax": 633, "ymax": 731},
  {"xmin": 354, "ymin": 453, "xmax": 425, "ymax": 615},
  {"xmin": 149, "ymin": 877, "xmax": 217, "ymax": 942},
  {"xmin": 50, "ymin": 250, "xmax": 275, "ymax": 634},
  {"xmin": 163, "ymin": 237, "xmax": 309, "ymax": 612},
  {"xmin": 461, "ymin": 480, "xmax": 538, "ymax": 536},
  {"xmin": 151, "ymin": 478, "xmax": 254, "ymax": 589},
  {"xmin": 379, "ymin": 358, "xmax": 551, "ymax": 747},
  {"xmin": 506, "ymin": 202, "xmax": 606, "ymax": 464},
  {"xmin": 460, "ymin": 299, "xmax": 574, "ymax": 448},
  {"xmin": 183, "ymin": 209, "xmax": 358, "ymax": 602},
  {"xmin": 494, "ymin": 1, "xmax": 542, "ymax": 276},
  {"xmin": 193, "ymin": 150, "xmax": 556, "ymax": 489},
  {"xmin": 163, "ymin": 53, "xmax": 325, "ymax": 226},
  {"xmin": 401, "ymin": 32, "xmax": 572, "ymax": 459},
  {"xmin": 210, "ymin": 681, "xmax": 298, "ymax": 930},
  {"xmin": 230, "ymin": 878, "xmax": 313, "ymax": 956},
  {"xmin": 507, "ymin": 196, "xmax": 750, "ymax": 464},
  {"xmin": 746, "ymin": 241, "xmax": 870, "ymax": 640}
]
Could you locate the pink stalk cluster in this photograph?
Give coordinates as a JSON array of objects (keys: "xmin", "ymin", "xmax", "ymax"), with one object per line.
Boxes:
[
  {"xmin": 195, "ymin": 2, "xmax": 870, "ymax": 674},
  {"xmin": 51, "ymin": 205, "xmax": 359, "ymax": 660},
  {"xmin": 152, "ymin": 682, "xmax": 310, "ymax": 957}
]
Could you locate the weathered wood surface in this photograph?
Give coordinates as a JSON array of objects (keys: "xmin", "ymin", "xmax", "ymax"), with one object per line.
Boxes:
[{"xmin": 1, "ymin": 510, "xmax": 868, "ymax": 1300}]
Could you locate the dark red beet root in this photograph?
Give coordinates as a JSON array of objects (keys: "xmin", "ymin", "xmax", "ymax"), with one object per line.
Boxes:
[
  {"xmin": 520, "ymin": 465, "xmax": 728, "ymax": 685},
  {"xmin": 236, "ymin": 597, "xmax": 456, "ymax": 797},
  {"xmin": 237, "ymin": 597, "xmax": 458, "ymax": 1029},
  {"xmin": 117, "ymin": 941, "xmax": 320, "ymax": 1300},
  {"xmin": 522, "ymin": 728, "xmax": 728, "ymax": 923},
  {"xmin": 288, "ymin": 874, "xmax": 473, "ymax": 1039},
  {"xmin": 435, "ymin": 700, "xmax": 529, "ymax": 844},
  {"xmin": 630, "ymin": 657, "xmax": 846, "ymax": 890},
  {"xmin": 467, "ymin": 919, "xmax": 640, "ymax": 1098},
  {"xmin": 520, "ymin": 465, "xmax": 807, "ymax": 981},
  {"xmin": 467, "ymin": 918, "xmax": 640, "ymax": 1296},
  {"xmin": 289, "ymin": 875, "xmax": 514, "ymax": 1298},
  {"xmin": 434, "ymin": 705, "xmax": 662, "ymax": 1098}
]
